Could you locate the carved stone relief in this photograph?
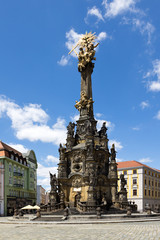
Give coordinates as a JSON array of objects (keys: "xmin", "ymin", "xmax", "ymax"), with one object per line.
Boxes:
[{"xmin": 72, "ymin": 176, "xmax": 82, "ymax": 188}]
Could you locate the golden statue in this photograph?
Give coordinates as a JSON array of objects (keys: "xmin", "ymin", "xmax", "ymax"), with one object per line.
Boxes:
[{"xmin": 68, "ymin": 32, "xmax": 99, "ymax": 72}]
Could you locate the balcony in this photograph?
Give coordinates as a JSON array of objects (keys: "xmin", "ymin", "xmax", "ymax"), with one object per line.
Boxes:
[
  {"xmin": 13, "ymin": 172, "xmax": 23, "ymax": 177},
  {"xmin": 13, "ymin": 183, "xmax": 23, "ymax": 188}
]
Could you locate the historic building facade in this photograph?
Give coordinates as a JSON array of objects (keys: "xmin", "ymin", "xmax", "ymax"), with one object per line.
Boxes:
[
  {"xmin": 117, "ymin": 161, "xmax": 160, "ymax": 212},
  {"xmin": 37, "ymin": 185, "xmax": 46, "ymax": 205},
  {"xmin": 0, "ymin": 141, "xmax": 37, "ymax": 215}
]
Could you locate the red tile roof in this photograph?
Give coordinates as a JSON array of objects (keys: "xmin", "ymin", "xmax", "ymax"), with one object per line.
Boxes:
[
  {"xmin": 117, "ymin": 160, "xmax": 160, "ymax": 172},
  {"xmin": 0, "ymin": 141, "xmax": 23, "ymax": 156}
]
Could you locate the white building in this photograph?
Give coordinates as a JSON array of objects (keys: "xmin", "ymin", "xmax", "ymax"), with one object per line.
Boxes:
[
  {"xmin": 117, "ymin": 161, "xmax": 160, "ymax": 212},
  {"xmin": 37, "ymin": 185, "xmax": 46, "ymax": 205}
]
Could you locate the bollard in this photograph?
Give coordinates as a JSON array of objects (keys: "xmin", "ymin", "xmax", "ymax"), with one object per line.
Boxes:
[
  {"xmin": 127, "ymin": 206, "xmax": 132, "ymax": 216},
  {"xmin": 96, "ymin": 207, "xmax": 101, "ymax": 219},
  {"xmin": 19, "ymin": 210, "xmax": 23, "ymax": 217},
  {"xmin": 14, "ymin": 208, "xmax": 18, "ymax": 217},
  {"xmin": 145, "ymin": 203, "xmax": 151, "ymax": 215},
  {"xmin": 63, "ymin": 207, "xmax": 69, "ymax": 220},
  {"xmin": 36, "ymin": 209, "xmax": 41, "ymax": 218}
]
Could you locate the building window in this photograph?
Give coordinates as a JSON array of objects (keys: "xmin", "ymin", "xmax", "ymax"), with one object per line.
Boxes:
[
  {"xmin": 148, "ymin": 190, "xmax": 150, "ymax": 196},
  {"xmin": 145, "ymin": 170, "xmax": 147, "ymax": 174},
  {"xmin": 133, "ymin": 169, "xmax": 137, "ymax": 174},
  {"xmin": 155, "ymin": 181, "xmax": 157, "ymax": 187},
  {"xmin": 133, "ymin": 189, "xmax": 137, "ymax": 196},
  {"xmin": 152, "ymin": 181, "xmax": 154, "ymax": 186},
  {"xmin": 133, "ymin": 179, "xmax": 137, "ymax": 185},
  {"xmin": 11, "ymin": 154, "xmax": 14, "ymax": 160},
  {"xmin": 9, "ymin": 165, "xmax": 12, "ymax": 172},
  {"xmin": 152, "ymin": 190, "xmax": 154, "ymax": 197},
  {"xmin": 155, "ymin": 191, "xmax": 157, "ymax": 197},
  {"xmin": 149, "ymin": 180, "xmax": 150, "ymax": 186},
  {"xmin": 15, "ymin": 157, "xmax": 18, "ymax": 162},
  {"xmin": 9, "ymin": 177, "xmax": 12, "ymax": 185},
  {"xmin": 123, "ymin": 170, "xmax": 127, "ymax": 175},
  {"xmin": 13, "ymin": 178, "xmax": 16, "ymax": 185},
  {"xmin": 22, "ymin": 170, "xmax": 24, "ymax": 177},
  {"xmin": 155, "ymin": 173, "xmax": 157, "ymax": 177},
  {"xmin": 145, "ymin": 179, "xmax": 147, "ymax": 185},
  {"xmin": 13, "ymin": 166, "xmax": 16, "ymax": 172},
  {"xmin": 145, "ymin": 189, "xmax": 147, "ymax": 196}
]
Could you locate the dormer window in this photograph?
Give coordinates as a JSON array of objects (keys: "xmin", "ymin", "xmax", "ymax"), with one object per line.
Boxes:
[
  {"xmin": 16, "ymin": 157, "xmax": 18, "ymax": 162},
  {"xmin": 11, "ymin": 154, "xmax": 14, "ymax": 160}
]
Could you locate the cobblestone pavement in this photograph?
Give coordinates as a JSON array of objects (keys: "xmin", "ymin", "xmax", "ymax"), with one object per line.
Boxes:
[{"xmin": 1, "ymin": 221, "xmax": 160, "ymax": 240}]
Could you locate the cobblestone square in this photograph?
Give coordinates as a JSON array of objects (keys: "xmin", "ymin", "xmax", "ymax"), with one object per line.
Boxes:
[{"xmin": 1, "ymin": 221, "xmax": 160, "ymax": 240}]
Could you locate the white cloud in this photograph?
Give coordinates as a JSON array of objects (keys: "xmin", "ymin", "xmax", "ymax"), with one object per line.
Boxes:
[
  {"xmin": 8, "ymin": 143, "xmax": 29, "ymax": 153},
  {"xmin": 155, "ymin": 111, "xmax": 160, "ymax": 120},
  {"xmin": 86, "ymin": 6, "xmax": 104, "ymax": 22},
  {"xmin": 102, "ymin": 0, "xmax": 136, "ymax": 18},
  {"xmin": 149, "ymin": 82, "xmax": 160, "ymax": 92},
  {"xmin": 57, "ymin": 55, "xmax": 70, "ymax": 66},
  {"xmin": 132, "ymin": 127, "xmax": 140, "ymax": 131},
  {"xmin": 121, "ymin": 17, "xmax": 155, "ymax": 44},
  {"xmin": 145, "ymin": 59, "xmax": 160, "ymax": 92},
  {"xmin": 116, "ymin": 158, "xmax": 125, "ymax": 162},
  {"xmin": 108, "ymin": 139, "xmax": 123, "ymax": 150},
  {"xmin": 96, "ymin": 113, "xmax": 102, "ymax": 118},
  {"xmin": 70, "ymin": 114, "xmax": 79, "ymax": 122},
  {"xmin": 45, "ymin": 155, "xmax": 59, "ymax": 165},
  {"xmin": 132, "ymin": 19, "xmax": 155, "ymax": 44},
  {"xmin": 37, "ymin": 163, "xmax": 58, "ymax": 189},
  {"xmin": 140, "ymin": 101, "xmax": 149, "ymax": 109},
  {"xmin": 0, "ymin": 96, "xmax": 66, "ymax": 145},
  {"xmin": 139, "ymin": 157, "xmax": 152, "ymax": 163},
  {"xmin": 96, "ymin": 119, "xmax": 115, "ymax": 132},
  {"xmin": 97, "ymin": 32, "xmax": 109, "ymax": 41},
  {"xmin": 65, "ymin": 29, "xmax": 82, "ymax": 58}
]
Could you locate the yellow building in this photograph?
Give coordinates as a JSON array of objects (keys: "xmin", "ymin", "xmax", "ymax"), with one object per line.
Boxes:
[{"xmin": 117, "ymin": 161, "xmax": 160, "ymax": 212}]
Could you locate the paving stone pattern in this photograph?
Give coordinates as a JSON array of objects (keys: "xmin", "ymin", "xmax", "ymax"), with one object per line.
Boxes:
[{"xmin": 1, "ymin": 221, "xmax": 160, "ymax": 240}]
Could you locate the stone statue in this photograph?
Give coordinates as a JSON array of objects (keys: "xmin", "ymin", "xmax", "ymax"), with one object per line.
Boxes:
[
  {"xmin": 111, "ymin": 144, "xmax": 116, "ymax": 161},
  {"xmin": 50, "ymin": 172, "xmax": 57, "ymax": 192},
  {"xmin": 99, "ymin": 122, "xmax": 107, "ymax": 137},
  {"xmin": 85, "ymin": 120, "xmax": 92, "ymax": 135},
  {"xmin": 59, "ymin": 191, "xmax": 65, "ymax": 203},
  {"xmin": 59, "ymin": 143, "xmax": 65, "ymax": 161},
  {"xmin": 120, "ymin": 174, "xmax": 126, "ymax": 191},
  {"xmin": 67, "ymin": 122, "xmax": 75, "ymax": 138}
]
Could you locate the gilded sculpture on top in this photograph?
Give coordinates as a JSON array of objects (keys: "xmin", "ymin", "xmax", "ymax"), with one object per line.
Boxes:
[{"xmin": 68, "ymin": 32, "xmax": 99, "ymax": 72}]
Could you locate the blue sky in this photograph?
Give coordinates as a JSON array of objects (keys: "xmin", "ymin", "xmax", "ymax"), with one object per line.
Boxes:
[{"xmin": 0, "ymin": 0, "xmax": 160, "ymax": 190}]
